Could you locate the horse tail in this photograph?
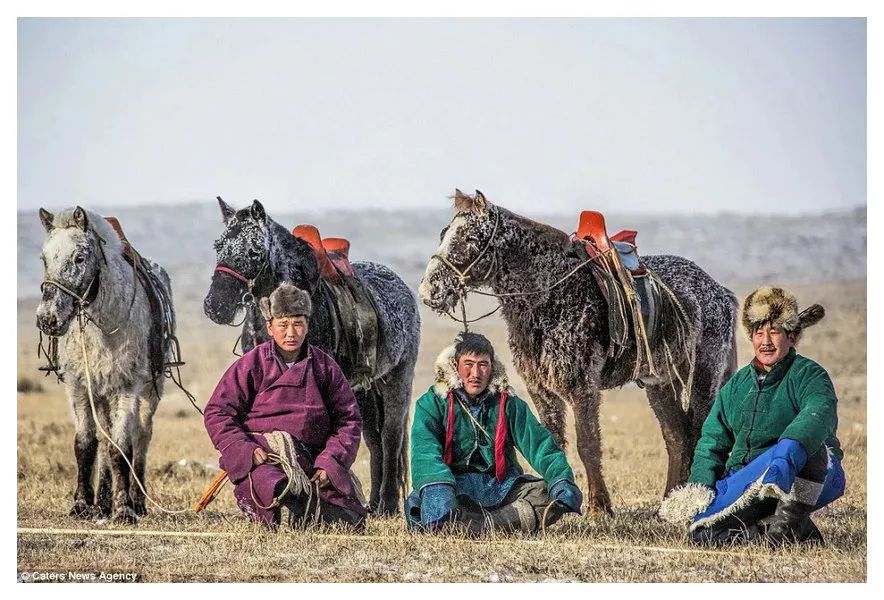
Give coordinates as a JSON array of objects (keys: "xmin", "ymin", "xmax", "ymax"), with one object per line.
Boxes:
[{"xmin": 722, "ymin": 290, "xmax": 740, "ymax": 384}]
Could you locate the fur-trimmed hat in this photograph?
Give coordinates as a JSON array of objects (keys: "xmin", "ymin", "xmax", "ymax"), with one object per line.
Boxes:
[
  {"xmin": 740, "ymin": 286, "xmax": 825, "ymax": 342},
  {"xmin": 259, "ymin": 282, "xmax": 312, "ymax": 320}
]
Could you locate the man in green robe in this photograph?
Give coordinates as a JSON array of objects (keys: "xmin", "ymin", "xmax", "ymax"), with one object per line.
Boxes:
[
  {"xmin": 406, "ymin": 333, "xmax": 582, "ymax": 534},
  {"xmin": 660, "ymin": 287, "xmax": 845, "ymax": 546}
]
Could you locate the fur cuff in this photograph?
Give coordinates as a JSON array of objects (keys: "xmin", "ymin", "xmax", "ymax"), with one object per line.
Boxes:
[{"xmin": 658, "ymin": 483, "xmax": 715, "ymax": 525}]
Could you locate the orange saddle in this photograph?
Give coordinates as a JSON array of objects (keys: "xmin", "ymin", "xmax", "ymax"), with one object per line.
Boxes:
[
  {"xmin": 292, "ymin": 225, "xmax": 355, "ymax": 282},
  {"xmin": 575, "ymin": 211, "xmax": 637, "ymax": 259}
]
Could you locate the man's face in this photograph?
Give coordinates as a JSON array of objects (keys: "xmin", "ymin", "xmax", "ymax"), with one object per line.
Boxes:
[
  {"xmin": 456, "ymin": 352, "xmax": 493, "ymax": 398},
  {"xmin": 266, "ymin": 315, "xmax": 309, "ymax": 356},
  {"xmin": 751, "ymin": 322, "xmax": 794, "ymax": 371}
]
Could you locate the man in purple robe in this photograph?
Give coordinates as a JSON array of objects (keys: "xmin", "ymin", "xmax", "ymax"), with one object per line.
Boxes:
[{"xmin": 204, "ymin": 282, "xmax": 366, "ymax": 530}]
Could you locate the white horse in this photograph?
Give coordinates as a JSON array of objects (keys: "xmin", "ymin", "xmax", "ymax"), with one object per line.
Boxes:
[{"xmin": 36, "ymin": 206, "xmax": 176, "ymax": 523}]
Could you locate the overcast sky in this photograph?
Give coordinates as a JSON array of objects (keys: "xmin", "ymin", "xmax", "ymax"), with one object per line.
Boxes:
[{"xmin": 17, "ymin": 18, "xmax": 866, "ymax": 215}]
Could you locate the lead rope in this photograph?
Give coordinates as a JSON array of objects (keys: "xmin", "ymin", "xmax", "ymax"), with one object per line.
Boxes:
[{"xmin": 74, "ymin": 311, "xmax": 189, "ymax": 516}]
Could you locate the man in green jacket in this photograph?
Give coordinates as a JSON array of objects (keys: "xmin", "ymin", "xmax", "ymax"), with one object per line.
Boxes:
[
  {"xmin": 660, "ymin": 287, "xmax": 846, "ymax": 546},
  {"xmin": 405, "ymin": 333, "xmax": 583, "ymax": 534}
]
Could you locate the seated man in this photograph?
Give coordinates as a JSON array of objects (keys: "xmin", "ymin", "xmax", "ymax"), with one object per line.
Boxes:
[
  {"xmin": 406, "ymin": 332, "xmax": 583, "ymax": 534},
  {"xmin": 204, "ymin": 282, "xmax": 366, "ymax": 530},
  {"xmin": 660, "ymin": 287, "xmax": 846, "ymax": 546}
]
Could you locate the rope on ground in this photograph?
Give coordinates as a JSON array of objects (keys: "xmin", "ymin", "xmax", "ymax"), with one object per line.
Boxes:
[{"xmin": 16, "ymin": 527, "xmax": 853, "ymax": 562}]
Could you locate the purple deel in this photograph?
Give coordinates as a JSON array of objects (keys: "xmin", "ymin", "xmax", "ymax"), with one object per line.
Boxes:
[{"xmin": 204, "ymin": 341, "xmax": 365, "ymax": 523}]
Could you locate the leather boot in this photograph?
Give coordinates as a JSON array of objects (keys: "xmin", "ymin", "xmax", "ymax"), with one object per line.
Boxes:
[
  {"xmin": 690, "ymin": 497, "xmax": 776, "ymax": 547},
  {"xmin": 764, "ymin": 499, "xmax": 823, "ymax": 546},
  {"xmin": 455, "ymin": 498, "xmax": 539, "ymax": 535}
]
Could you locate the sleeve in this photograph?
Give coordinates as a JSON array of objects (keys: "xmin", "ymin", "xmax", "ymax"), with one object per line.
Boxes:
[
  {"xmin": 507, "ymin": 395, "xmax": 575, "ymax": 487},
  {"xmin": 410, "ymin": 391, "xmax": 456, "ymax": 491},
  {"xmin": 779, "ymin": 363, "xmax": 839, "ymax": 456},
  {"xmin": 313, "ymin": 358, "xmax": 363, "ymax": 495},
  {"xmin": 688, "ymin": 379, "xmax": 736, "ymax": 487},
  {"xmin": 203, "ymin": 357, "xmax": 263, "ymax": 483}
]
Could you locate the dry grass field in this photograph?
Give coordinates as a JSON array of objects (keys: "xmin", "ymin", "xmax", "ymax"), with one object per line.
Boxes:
[{"xmin": 16, "ymin": 280, "xmax": 866, "ymax": 582}]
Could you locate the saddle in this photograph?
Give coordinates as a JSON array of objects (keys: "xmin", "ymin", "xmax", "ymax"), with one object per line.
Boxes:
[
  {"xmin": 574, "ymin": 211, "xmax": 662, "ymax": 378},
  {"xmin": 105, "ymin": 217, "xmax": 180, "ymax": 377},
  {"xmin": 292, "ymin": 225, "xmax": 379, "ymax": 392}
]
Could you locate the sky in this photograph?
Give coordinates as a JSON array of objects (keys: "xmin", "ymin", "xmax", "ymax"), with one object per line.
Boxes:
[{"xmin": 17, "ymin": 18, "xmax": 866, "ymax": 215}]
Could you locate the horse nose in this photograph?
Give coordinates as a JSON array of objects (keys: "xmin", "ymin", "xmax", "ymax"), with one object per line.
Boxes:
[{"xmin": 36, "ymin": 308, "xmax": 58, "ymax": 335}]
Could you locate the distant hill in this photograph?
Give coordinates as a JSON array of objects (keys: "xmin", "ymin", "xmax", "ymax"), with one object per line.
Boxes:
[{"xmin": 17, "ymin": 203, "xmax": 866, "ymax": 302}]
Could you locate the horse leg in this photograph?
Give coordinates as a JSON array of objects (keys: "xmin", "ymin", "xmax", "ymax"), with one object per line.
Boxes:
[
  {"xmin": 131, "ymin": 382, "xmax": 161, "ymax": 517},
  {"xmin": 525, "ymin": 379, "xmax": 568, "ymax": 450},
  {"xmin": 644, "ymin": 381, "xmax": 691, "ymax": 497},
  {"xmin": 108, "ymin": 394, "xmax": 139, "ymax": 523},
  {"xmin": 95, "ymin": 444, "xmax": 113, "ymax": 518},
  {"xmin": 377, "ymin": 360, "xmax": 414, "ymax": 515},
  {"xmin": 68, "ymin": 387, "xmax": 98, "ymax": 519},
  {"xmin": 567, "ymin": 388, "xmax": 613, "ymax": 515},
  {"xmin": 686, "ymin": 347, "xmax": 731, "ymax": 462},
  {"xmin": 357, "ymin": 389, "xmax": 383, "ymax": 512}
]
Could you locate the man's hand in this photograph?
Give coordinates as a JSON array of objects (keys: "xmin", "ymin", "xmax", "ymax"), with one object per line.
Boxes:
[
  {"xmin": 311, "ymin": 468, "xmax": 330, "ymax": 489},
  {"xmin": 253, "ymin": 447, "xmax": 268, "ymax": 466},
  {"xmin": 549, "ymin": 480, "xmax": 583, "ymax": 514}
]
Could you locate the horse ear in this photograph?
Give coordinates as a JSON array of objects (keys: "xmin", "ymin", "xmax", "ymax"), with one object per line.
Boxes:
[
  {"xmin": 39, "ymin": 208, "xmax": 54, "ymax": 232},
  {"xmin": 474, "ymin": 190, "xmax": 488, "ymax": 212},
  {"xmin": 217, "ymin": 196, "xmax": 236, "ymax": 223},
  {"xmin": 250, "ymin": 199, "xmax": 266, "ymax": 223},
  {"xmin": 73, "ymin": 206, "xmax": 88, "ymax": 231}
]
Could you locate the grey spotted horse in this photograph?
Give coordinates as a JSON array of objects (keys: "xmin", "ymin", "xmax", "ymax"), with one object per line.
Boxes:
[
  {"xmin": 203, "ymin": 198, "xmax": 421, "ymax": 514},
  {"xmin": 419, "ymin": 190, "xmax": 738, "ymax": 515},
  {"xmin": 36, "ymin": 207, "xmax": 176, "ymax": 523}
]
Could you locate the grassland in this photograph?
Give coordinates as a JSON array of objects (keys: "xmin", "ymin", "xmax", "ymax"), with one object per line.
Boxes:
[{"xmin": 16, "ymin": 281, "xmax": 866, "ymax": 582}]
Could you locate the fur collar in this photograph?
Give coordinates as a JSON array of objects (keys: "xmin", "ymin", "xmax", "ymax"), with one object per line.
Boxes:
[{"xmin": 432, "ymin": 343, "xmax": 513, "ymax": 397}]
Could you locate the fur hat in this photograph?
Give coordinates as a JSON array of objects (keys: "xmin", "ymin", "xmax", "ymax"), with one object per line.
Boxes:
[
  {"xmin": 740, "ymin": 286, "xmax": 825, "ymax": 342},
  {"xmin": 259, "ymin": 282, "xmax": 312, "ymax": 320}
]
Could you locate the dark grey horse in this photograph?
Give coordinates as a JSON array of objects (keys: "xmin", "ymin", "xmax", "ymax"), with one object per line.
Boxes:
[
  {"xmin": 420, "ymin": 190, "xmax": 738, "ymax": 515},
  {"xmin": 203, "ymin": 198, "xmax": 421, "ymax": 514}
]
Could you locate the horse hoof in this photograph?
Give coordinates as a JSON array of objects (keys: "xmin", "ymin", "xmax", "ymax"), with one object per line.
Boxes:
[
  {"xmin": 69, "ymin": 502, "xmax": 95, "ymax": 519},
  {"xmin": 132, "ymin": 501, "xmax": 148, "ymax": 517},
  {"xmin": 374, "ymin": 504, "xmax": 399, "ymax": 517},
  {"xmin": 111, "ymin": 507, "xmax": 138, "ymax": 524},
  {"xmin": 585, "ymin": 504, "xmax": 614, "ymax": 518}
]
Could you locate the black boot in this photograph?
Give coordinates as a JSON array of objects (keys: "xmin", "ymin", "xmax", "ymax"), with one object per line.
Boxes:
[
  {"xmin": 764, "ymin": 499, "xmax": 823, "ymax": 546},
  {"xmin": 689, "ymin": 497, "xmax": 777, "ymax": 547}
]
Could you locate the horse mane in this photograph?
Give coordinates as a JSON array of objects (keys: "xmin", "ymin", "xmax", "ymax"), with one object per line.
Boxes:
[
  {"xmin": 500, "ymin": 207, "xmax": 571, "ymax": 249},
  {"xmin": 52, "ymin": 208, "xmax": 123, "ymax": 254}
]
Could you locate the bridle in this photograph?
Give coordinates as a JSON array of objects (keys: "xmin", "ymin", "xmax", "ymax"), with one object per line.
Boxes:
[
  {"xmin": 213, "ymin": 257, "xmax": 272, "ymax": 356},
  {"xmin": 40, "ymin": 232, "xmax": 136, "ymax": 336},
  {"xmin": 431, "ymin": 207, "xmax": 501, "ymax": 289},
  {"xmin": 429, "ymin": 208, "xmax": 502, "ymax": 332},
  {"xmin": 213, "ymin": 259, "xmax": 270, "ymax": 308}
]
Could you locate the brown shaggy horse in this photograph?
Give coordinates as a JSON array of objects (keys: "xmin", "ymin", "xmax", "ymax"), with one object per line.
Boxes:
[{"xmin": 419, "ymin": 190, "xmax": 738, "ymax": 514}]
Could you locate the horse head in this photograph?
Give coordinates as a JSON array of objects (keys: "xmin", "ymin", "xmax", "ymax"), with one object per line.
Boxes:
[
  {"xmin": 36, "ymin": 206, "xmax": 104, "ymax": 336},
  {"xmin": 419, "ymin": 189, "xmax": 500, "ymax": 313},
  {"xmin": 203, "ymin": 197, "xmax": 277, "ymax": 325}
]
